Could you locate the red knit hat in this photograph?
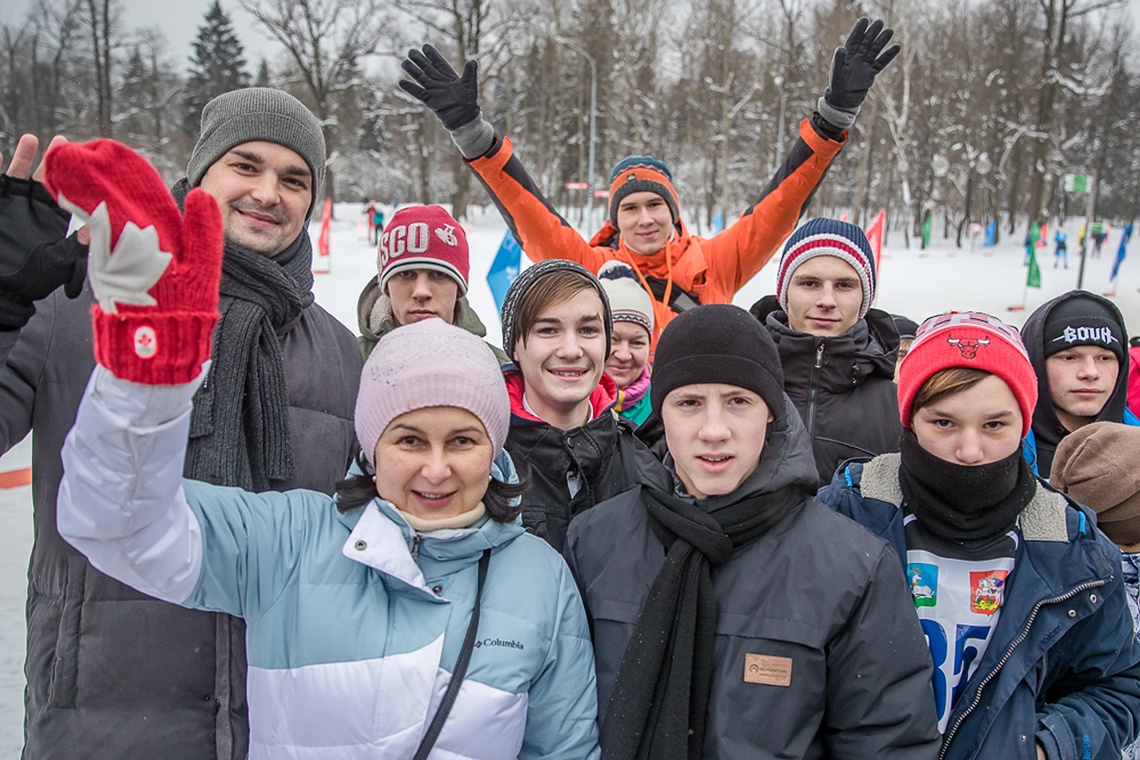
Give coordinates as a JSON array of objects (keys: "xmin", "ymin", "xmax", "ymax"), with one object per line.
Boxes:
[
  {"xmin": 898, "ymin": 311, "xmax": 1038, "ymax": 438},
  {"xmin": 377, "ymin": 205, "xmax": 469, "ymax": 295}
]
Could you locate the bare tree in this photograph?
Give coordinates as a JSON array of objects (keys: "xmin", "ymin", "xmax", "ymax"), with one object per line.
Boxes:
[
  {"xmin": 394, "ymin": 0, "xmax": 534, "ymax": 218},
  {"xmin": 238, "ymin": 0, "xmax": 395, "ymax": 202},
  {"xmin": 85, "ymin": 0, "xmax": 116, "ymax": 136},
  {"xmin": 1023, "ymin": 0, "xmax": 1125, "ymax": 225}
]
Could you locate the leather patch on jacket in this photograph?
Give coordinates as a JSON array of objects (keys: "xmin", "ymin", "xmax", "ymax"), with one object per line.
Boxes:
[{"xmin": 744, "ymin": 654, "xmax": 792, "ymax": 686}]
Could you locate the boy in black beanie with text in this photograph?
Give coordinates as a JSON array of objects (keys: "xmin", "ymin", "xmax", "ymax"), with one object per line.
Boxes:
[{"xmin": 1020, "ymin": 290, "xmax": 1136, "ymax": 476}]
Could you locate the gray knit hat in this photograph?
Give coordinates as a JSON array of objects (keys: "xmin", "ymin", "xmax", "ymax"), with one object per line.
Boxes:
[
  {"xmin": 499, "ymin": 259, "xmax": 612, "ymax": 363},
  {"xmin": 187, "ymin": 87, "xmax": 326, "ymax": 219}
]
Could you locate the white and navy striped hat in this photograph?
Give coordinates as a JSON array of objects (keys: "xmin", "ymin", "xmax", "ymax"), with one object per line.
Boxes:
[
  {"xmin": 776, "ymin": 218, "xmax": 876, "ymax": 319},
  {"xmin": 597, "ymin": 260, "xmax": 654, "ymax": 335}
]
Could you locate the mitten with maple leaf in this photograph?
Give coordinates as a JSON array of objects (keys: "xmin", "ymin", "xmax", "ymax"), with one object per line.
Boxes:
[{"xmin": 43, "ymin": 139, "xmax": 223, "ymax": 385}]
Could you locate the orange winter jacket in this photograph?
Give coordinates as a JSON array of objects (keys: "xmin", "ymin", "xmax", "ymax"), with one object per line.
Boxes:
[{"xmin": 468, "ymin": 118, "xmax": 845, "ymax": 346}]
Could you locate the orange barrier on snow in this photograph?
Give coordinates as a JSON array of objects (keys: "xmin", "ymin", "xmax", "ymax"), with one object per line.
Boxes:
[{"xmin": 0, "ymin": 468, "xmax": 32, "ymax": 488}]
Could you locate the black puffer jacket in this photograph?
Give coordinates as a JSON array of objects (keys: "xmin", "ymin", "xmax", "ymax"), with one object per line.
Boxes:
[
  {"xmin": 504, "ymin": 370, "xmax": 670, "ymax": 551},
  {"xmin": 0, "ymin": 282, "xmax": 361, "ymax": 759},
  {"xmin": 565, "ymin": 396, "xmax": 941, "ymax": 759},
  {"xmin": 751, "ymin": 295, "xmax": 901, "ymax": 484}
]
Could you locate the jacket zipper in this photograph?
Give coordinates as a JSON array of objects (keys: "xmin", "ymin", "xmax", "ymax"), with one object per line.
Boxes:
[
  {"xmin": 938, "ymin": 577, "xmax": 1108, "ymax": 759},
  {"xmin": 807, "ymin": 342, "xmax": 824, "ymax": 439},
  {"xmin": 410, "ymin": 534, "xmax": 422, "ymax": 560}
]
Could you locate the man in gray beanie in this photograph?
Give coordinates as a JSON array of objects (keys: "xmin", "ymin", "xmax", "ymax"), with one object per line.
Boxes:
[
  {"xmin": 188, "ymin": 87, "xmax": 327, "ymax": 256},
  {"xmin": 0, "ymin": 88, "xmax": 362, "ymax": 759}
]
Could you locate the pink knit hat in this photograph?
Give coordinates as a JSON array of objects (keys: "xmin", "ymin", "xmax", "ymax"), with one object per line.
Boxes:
[
  {"xmin": 354, "ymin": 319, "xmax": 508, "ymax": 466},
  {"xmin": 377, "ymin": 205, "xmax": 470, "ymax": 295},
  {"xmin": 897, "ymin": 311, "xmax": 1038, "ymax": 438}
]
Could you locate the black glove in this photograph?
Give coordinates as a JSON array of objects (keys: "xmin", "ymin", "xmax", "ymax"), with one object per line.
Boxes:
[
  {"xmin": 823, "ymin": 18, "xmax": 900, "ymax": 114},
  {"xmin": 0, "ymin": 174, "xmax": 87, "ymax": 330},
  {"xmin": 399, "ymin": 45, "xmax": 482, "ymax": 132}
]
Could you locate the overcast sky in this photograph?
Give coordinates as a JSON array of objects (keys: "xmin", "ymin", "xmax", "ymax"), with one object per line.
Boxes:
[
  {"xmin": 3, "ymin": 0, "xmax": 1140, "ymax": 76},
  {"xmin": 1, "ymin": 0, "xmax": 281, "ymax": 68}
]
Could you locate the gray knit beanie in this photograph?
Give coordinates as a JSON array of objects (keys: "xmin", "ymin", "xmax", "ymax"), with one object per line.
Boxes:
[
  {"xmin": 187, "ymin": 87, "xmax": 326, "ymax": 219},
  {"xmin": 499, "ymin": 259, "xmax": 612, "ymax": 363}
]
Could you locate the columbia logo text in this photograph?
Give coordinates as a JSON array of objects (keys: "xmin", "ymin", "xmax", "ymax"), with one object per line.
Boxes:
[{"xmin": 474, "ymin": 638, "xmax": 524, "ymax": 651}]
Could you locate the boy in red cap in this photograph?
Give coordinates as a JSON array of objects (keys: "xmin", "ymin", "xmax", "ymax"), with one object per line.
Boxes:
[
  {"xmin": 820, "ymin": 311, "xmax": 1140, "ymax": 760},
  {"xmin": 356, "ymin": 204, "xmax": 508, "ymax": 363}
]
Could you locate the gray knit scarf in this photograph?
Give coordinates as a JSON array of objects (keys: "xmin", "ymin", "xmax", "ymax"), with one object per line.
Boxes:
[{"xmin": 172, "ymin": 179, "xmax": 314, "ymax": 492}]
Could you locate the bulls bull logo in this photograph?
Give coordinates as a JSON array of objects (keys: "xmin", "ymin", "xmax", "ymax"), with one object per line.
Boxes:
[{"xmin": 947, "ymin": 334, "xmax": 990, "ymax": 359}]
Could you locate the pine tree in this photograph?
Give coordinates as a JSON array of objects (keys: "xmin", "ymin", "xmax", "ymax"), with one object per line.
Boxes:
[
  {"xmin": 183, "ymin": 0, "xmax": 250, "ymax": 134},
  {"xmin": 254, "ymin": 59, "xmax": 271, "ymax": 88}
]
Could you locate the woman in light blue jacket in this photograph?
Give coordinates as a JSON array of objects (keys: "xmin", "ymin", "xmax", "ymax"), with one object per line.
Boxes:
[{"xmin": 58, "ymin": 310, "xmax": 600, "ymax": 759}]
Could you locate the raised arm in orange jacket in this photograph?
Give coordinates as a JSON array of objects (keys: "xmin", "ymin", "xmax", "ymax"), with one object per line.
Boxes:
[
  {"xmin": 399, "ymin": 19, "xmax": 900, "ymax": 347},
  {"xmin": 466, "ymin": 120, "xmax": 844, "ymax": 343}
]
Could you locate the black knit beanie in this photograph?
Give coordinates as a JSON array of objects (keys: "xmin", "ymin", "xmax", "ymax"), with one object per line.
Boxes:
[
  {"xmin": 651, "ymin": 304, "xmax": 785, "ymax": 418},
  {"xmin": 1043, "ymin": 293, "xmax": 1127, "ymax": 363},
  {"xmin": 499, "ymin": 258, "xmax": 612, "ymax": 363}
]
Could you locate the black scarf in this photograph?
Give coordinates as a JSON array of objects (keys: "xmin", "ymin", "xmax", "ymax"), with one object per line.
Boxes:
[
  {"xmin": 898, "ymin": 430, "xmax": 1036, "ymax": 541},
  {"xmin": 600, "ymin": 483, "xmax": 806, "ymax": 760},
  {"xmin": 171, "ymin": 179, "xmax": 315, "ymax": 492}
]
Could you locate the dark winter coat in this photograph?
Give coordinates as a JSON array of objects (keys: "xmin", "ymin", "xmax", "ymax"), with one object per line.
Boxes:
[
  {"xmin": 1021, "ymin": 291, "xmax": 1132, "ymax": 476},
  {"xmin": 503, "ymin": 370, "xmax": 670, "ymax": 551},
  {"xmin": 820, "ymin": 455, "xmax": 1140, "ymax": 759},
  {"xmin": 751, "ymin": 295, "xmax": 902, "ymax": 484},
  {"xmin": 565, "ymin": 397, "xmax": 942, "ymax": 759},
  {"xmin": 0, "ymin": 281, "xmax": 362, "ymax": 760}
]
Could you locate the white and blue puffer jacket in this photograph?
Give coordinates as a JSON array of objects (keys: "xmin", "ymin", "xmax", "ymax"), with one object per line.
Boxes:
[{"xmin": 57, "ymin": 366, "xmax": 601, "ymax": 760}]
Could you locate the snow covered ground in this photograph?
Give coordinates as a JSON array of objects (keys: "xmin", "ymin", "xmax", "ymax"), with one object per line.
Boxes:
[
  {"xmin": 0, "ymin": 203, "xmax": 1136, "ymax": 755},
  {"xmin": 313, "ymin": 202, "xmax": 1140, "ymax": 343}
]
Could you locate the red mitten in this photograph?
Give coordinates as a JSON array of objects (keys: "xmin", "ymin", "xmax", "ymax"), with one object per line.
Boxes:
[{"xmin": 43, "ymin": 139, "xmax": 223, "ymax": 385}]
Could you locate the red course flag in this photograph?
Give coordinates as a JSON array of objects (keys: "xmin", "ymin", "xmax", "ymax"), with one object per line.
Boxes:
[
  {"xmin": 314, "ymin": 197, "xmax": 332, "ymax": 274},
  {"xmin": 865, "ymin": 208, "xmax": 885, "ymax": 277}
]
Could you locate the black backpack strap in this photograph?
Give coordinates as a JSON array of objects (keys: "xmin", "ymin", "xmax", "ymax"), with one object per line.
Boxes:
[
  {"xmin": 412, "ymin": 547, "xmax": 492, "ymax": 760},
  {"xmin": 641, "ymin": 275, "xmax": 701, "ymax": 314}
]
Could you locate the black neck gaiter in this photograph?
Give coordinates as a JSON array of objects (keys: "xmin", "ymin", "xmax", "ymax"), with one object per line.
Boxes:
[{"xmin": 898, "ymin": 430, "xmax": 1036, "ymax": 541}]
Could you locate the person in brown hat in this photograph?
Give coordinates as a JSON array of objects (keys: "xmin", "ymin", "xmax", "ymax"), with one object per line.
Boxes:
[
  {"xmin": 1052, "ymin": 421, "xmax": 1140, "ymax": 554},
  {"xmin": 1052, "ymin": 421, "xmax": 1140, "ymax": 759}
]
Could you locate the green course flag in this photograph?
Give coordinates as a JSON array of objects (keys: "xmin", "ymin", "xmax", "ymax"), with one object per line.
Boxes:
[
  {"xmin": 921, "ymin": 216, "xmax": 932, "ymax": 249},
  {"xmin": 1027, "ymin": 246, "xmax": 1042, "ymax": 289},
  {"xmin": 1029, "ymin": 220, "xmax": 1040, "ymax": 246}
]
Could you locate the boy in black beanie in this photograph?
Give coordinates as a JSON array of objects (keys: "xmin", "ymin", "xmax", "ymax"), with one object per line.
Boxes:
[
  {"xmin": 565, "ymin": 304, "xmax": 940, "ymax": 760},
  {"xmin": 1021, "ymin": 290, "xmax": 1137, "ymax": 476}
]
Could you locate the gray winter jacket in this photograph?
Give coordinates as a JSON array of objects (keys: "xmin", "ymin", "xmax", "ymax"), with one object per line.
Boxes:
[
  {"xmin": 564, "ymin": 396, "xmax": 941, "ymax": 759},
  {"xmin": 0, "ymin": 282, "xmax": 362, "ymax": 760}
]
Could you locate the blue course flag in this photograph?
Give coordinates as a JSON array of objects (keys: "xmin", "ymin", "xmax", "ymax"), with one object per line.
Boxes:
[
  {"xmin": 984, "ymin": 220, "xmax": 997, "ymax": 247},
  {"xmin": 712, "ymin": 213, "xmax": 725, "ymax": 234},
  {"xmin": 1111, "ymin": 233, "xmax": 1128, "ymax": 282},
  {"xmin": 487, "ymin": 229, "xmax": 522, "ymax": 314}
]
